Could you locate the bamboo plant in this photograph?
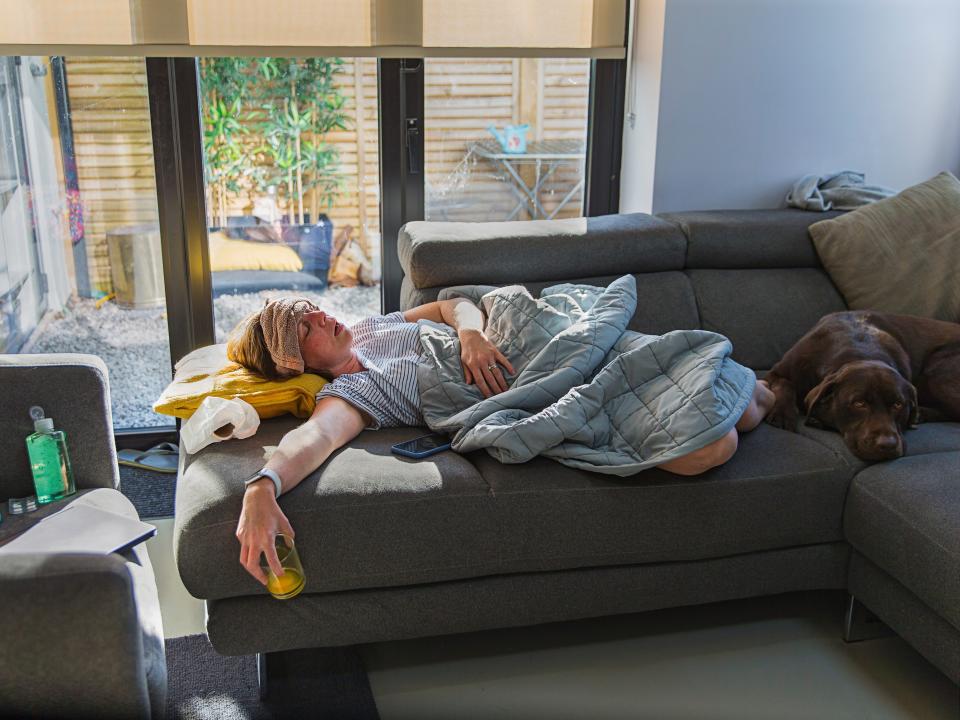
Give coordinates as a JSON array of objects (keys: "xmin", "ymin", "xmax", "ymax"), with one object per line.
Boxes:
[
  {"xmin": 199, "ymin": 56, "xmax": 347, "ymax": 228},
  {"xmin": 199, "ymin": 58, "xmax": 253, "ymax": 228},
  {"xmin": 252, "ymin": 57, "xmax": 348, "ymax": 226}
]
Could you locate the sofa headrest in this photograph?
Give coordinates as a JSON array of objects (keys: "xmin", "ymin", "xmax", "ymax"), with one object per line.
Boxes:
[
  {"xmin": 398, "ymin": 213, "xmax": 686, "ymax": 289},
  {"xmin": 660, "ymin": 209, "xmax": 846, "ymax": 269}
]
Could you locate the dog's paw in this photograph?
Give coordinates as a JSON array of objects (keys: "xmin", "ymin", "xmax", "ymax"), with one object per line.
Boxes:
[
  {"xmin": 765, "ymin": 403, "xmax": 799, "ymax": 431},
  {"xmin": 917, "ymin": 406, "xmax": 947, "ymax": 424}
]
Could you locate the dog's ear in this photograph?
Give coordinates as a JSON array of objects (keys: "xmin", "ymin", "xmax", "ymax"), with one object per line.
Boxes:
[
  {"xmin": 902, "ymin": 380, "xmax": 920, "ymax": 429},
  {"xmin": 803, "ymin": 369, "xmax": 842, "ymax": 425}
]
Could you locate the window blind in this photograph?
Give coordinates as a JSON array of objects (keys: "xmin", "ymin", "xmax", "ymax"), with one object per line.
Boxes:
[{"xmin": 0, "ymin": 0, "xmax": 626, "ymax": 58}]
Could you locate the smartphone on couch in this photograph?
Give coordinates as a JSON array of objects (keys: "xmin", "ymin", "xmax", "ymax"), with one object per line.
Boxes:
[{"xmin": 391, "ymin": 433, "xmax": 452, "ymax": 459}]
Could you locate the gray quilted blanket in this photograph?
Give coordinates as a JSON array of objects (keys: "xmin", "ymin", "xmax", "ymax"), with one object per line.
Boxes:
[{"xmin": 416, "ymin": 275, "xmax": 756, "ymax": 476}]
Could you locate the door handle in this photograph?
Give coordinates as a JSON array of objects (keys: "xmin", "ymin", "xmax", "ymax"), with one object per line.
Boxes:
[{"xmin": 405, "ymin": 117, "xmax": 420, "ymax": 175}]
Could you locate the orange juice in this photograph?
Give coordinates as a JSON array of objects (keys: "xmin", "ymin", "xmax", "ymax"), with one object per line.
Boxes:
[
  {"xmin": 260, "ymin": 534, "xmax": 305, "ymax": 599},
  {"xmin": 266, "ymin": 568, "xmax": 304, "ymax": 599}
]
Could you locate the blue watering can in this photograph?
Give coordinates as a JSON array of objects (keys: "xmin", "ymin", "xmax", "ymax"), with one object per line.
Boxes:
[{"xmin": 488, "ymin": 124, "xmax": 530, "ymax": 154}]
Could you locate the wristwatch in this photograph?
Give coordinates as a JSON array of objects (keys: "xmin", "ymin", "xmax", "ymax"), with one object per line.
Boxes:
[{"xmin": 244, "ymin": 468, "xmax": 282, "ymax": 499}]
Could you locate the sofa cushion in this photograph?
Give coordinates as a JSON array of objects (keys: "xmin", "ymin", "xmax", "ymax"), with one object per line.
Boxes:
[
  {"xmin": 661, "ymin": 209, "xmax": 845, "ymax": 269},
  {"xmin": 844, "ymin": 452, "xmax": 960, "ymax": 631},
  {"xmin": 469, "ymin": 422, "xmax": 853, "ymax": 575},
  {"xmin": 154, "ymin": 343, "xmax": 327, "ymax": 421},
  {"xmin": 808, "ymin": 171, "xmax": 960, "ymax": 322},
  {"xmin": 175, "ymin": 420, "xmax": 500, "ymax": 600},
  {"xmin": 177, "ymin": 419, "xmax": 853, "ymax": 601},
  {"xmin": 799, "ymin": 421, "xmax": 960, "ymax": 470},
  {"xmin": 398, "ymin": 213, "xmax": 686, "ymax": 288},
  {"xmin": 687, "ymin": 268, "xmax": 847, "ymax": 371},
  {"xmin": 211, "ymin": 270, "xmax": 327, "ymax": 297}
]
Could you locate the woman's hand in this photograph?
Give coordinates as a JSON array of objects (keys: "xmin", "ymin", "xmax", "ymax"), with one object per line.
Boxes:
[
  {"xmin": 236, "ymin": 480, "xmax": 296, "ymax": 585},
  {"xmin": 459, "ymin": 329, "xmax": 516, "ymax": 398}
]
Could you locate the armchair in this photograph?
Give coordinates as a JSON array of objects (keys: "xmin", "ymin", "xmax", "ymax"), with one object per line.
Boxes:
[{"xmin": 0, "ymin": 354, "xmax": 166, "ymax": 719}]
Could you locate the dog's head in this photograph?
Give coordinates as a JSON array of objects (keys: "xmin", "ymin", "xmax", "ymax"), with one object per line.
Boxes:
[{"xmin": 804, "ymin": 360, "xmax": 918, "ymax": 461}]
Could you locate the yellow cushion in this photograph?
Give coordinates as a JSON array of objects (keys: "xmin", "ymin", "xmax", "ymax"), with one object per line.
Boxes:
[
  {"xmin": 153, "ymin": 344, "xmax": 326, "ymax": 420},
  {"xmin": 208, "ymin": 231, "xmax": 304, "ymax": 273}
]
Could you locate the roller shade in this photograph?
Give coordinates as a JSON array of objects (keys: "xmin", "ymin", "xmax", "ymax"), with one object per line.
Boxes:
[{"xmin": 0, "ymin": 0, "xmax": 626, "ymax": 58}]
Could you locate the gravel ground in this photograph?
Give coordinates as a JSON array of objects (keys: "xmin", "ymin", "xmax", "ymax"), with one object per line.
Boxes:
[{"xmin": 24, "ymin": 285, "xmax": 381, "ymax": 429}]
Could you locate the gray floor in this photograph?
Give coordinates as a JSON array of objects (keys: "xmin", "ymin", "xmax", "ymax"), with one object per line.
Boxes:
[
  {"xmin": 359, "ymin": 591, "xmax": 959, "ymax": 720},
  {"xmin": 145, "ymin": 520, "xmax": 959, "ymax": 719}
]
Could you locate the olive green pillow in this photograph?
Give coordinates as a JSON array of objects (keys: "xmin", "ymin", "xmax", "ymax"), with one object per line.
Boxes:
[{"xmin": 808, "ymin": 171, "xmax": 960, "ymax": 322}]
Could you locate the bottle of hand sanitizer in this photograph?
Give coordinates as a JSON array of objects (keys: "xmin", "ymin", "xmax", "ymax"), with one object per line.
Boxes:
[{"xmin": 25, "ymin": 406, "xmax": 76, "ymax": 504}]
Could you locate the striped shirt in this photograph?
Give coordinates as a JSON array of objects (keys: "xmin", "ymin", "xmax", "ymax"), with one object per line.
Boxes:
[{"xmin": 316, "ymin": 311, "xmax": 424, "ymax": 429}]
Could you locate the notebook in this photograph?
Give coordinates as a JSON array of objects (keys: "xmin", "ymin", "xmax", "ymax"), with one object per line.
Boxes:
[{"xmin": 0, "ymin": 504, "xmax": 156, "ymax": 556}]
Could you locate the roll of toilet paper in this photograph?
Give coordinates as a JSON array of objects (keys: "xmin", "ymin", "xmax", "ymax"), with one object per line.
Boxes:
[{"xmin": 181, "ymin": 396, "xmax": 261, "ymax": 455}]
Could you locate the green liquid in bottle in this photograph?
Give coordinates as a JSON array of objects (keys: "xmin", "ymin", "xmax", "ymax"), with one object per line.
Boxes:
[{"xmin": 26, "ymin": 419, "xmax": 76, "ymax": 505}]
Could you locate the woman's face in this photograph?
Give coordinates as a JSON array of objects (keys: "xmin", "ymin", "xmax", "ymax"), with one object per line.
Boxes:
[{"xmin": 297, "ymin": 309, "xmax": 353, "ymax": 373}]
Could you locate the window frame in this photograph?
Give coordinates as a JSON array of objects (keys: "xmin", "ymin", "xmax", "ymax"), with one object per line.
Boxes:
[
  {"xmin": 120, "ymin": 51, "xmax": 626, "ymax": 443},
  {"xmin": 146, "ymin": 57, "xmax": 215, "ymax": 367},
  {"xmin": 378, "ymin": 58, "xmax": 424, "ymax": 315},
  {"xmin": 585, "ymin": 58, "xmax": 626, "ymax": 217}
]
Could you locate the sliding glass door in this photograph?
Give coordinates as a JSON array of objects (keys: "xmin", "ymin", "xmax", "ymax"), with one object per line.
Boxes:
[{"xmin": 1, "ymin": 55, "xmax": 173, "ymax": 431}]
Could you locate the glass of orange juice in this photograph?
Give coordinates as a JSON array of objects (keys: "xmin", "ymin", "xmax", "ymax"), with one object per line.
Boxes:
[{"xmin": 260, "ymin": 534, "xmax": 305, "ymax": 600}]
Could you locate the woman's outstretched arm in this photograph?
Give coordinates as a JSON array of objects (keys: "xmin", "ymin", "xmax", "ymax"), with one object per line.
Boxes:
[{"xmin": 236, "ymin": 396, "xmax": 368, "ymax": 585}]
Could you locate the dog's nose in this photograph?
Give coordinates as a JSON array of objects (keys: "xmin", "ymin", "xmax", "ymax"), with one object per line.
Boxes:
[{"xmin": 873, "ymin": 434, "xmax": 900, "ymax": 452}]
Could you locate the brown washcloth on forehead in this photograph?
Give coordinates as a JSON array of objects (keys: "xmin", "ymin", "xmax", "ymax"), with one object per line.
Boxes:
[{"xmin": 260, "ymin": 297, "xmax": 319, "ymax": 376}]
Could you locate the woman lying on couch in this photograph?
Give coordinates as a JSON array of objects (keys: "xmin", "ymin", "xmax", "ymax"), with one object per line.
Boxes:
[{"xmin": 227, "ymin": 296, "xmax": 775, "ymax": 586}]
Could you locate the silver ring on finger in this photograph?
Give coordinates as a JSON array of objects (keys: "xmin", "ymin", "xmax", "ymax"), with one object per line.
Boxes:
[{"xmin": 487, "ymin": 363, "xmax": 497, "ymax": 371}]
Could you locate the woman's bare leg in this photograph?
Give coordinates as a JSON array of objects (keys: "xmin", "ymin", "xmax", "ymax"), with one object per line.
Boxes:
[
  {"xmin": 735, "ymin": 379, "xmax": 776, "ymax": 433},
  {"xmin": 659, "ymin": 428, "xmax": 738, "ymax": 476},
  {"xmin": 658, "ymin": 379, "xmax": 774, "ymax": 477}
]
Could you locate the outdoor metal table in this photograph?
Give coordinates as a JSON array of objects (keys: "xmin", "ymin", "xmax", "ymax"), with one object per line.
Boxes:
[{"xmin": 468, "ymin": 138, "xmax": 586, "ymax": 220}]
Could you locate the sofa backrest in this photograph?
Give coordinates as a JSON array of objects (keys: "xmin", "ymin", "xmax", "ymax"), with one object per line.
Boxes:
[
  {"xmin": 398, "ymin": 209, "xmax": 849, "ymax": 371},
  {"xmin": 663, "ymin": 210, "xmax": 848, "ymax": 370},
  {"xmin": 0, "ymin": 354, "xmax": 120, "ymax": 500}
]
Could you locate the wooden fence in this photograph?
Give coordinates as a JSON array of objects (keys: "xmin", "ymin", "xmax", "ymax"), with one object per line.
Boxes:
[
  {"xmin": 64, "ymin": 57, "xmax": 589, "ymax": 292},
  {"xmin": 65, "ymin": 57, "xmax": 159, "ymax": 293},
  {"xmin": 424, "ymin": 58, "xmax": 589, "ymax": 222}
]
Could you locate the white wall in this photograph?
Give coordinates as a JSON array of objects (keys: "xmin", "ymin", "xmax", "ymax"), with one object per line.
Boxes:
[
  {"xmin": 621, "ymin": 0, "xmax": 960, "ymax": 213},
  {"xmin": 619, "ymin": 0, "xmax": 666, "ymax": 215}
]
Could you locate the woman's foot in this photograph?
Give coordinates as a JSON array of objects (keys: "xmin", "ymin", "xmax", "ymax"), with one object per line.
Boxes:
[{"xmin": 735, "ymin": 379, "xmax": 776, "ymax": 432}]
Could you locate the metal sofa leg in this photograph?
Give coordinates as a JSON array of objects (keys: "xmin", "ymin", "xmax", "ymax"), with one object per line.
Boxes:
[
  {"xmin": 844, "ymin": 594, "xmax": 895, "ymax": 642},
  {"xmin": 256, "ymin": 652, "xmax": 269, "ymax": 700}
]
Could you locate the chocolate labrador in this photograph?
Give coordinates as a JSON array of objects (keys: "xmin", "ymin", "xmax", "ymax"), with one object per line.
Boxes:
[{"xmin": 764, "ymin": 311, "xmax": 960, "ymax": 461}]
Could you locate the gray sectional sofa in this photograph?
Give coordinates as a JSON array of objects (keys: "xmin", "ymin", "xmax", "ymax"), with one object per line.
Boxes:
[{"xmin": 174, "ymin": 209, "xmax": 959, "ymax": 684}]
